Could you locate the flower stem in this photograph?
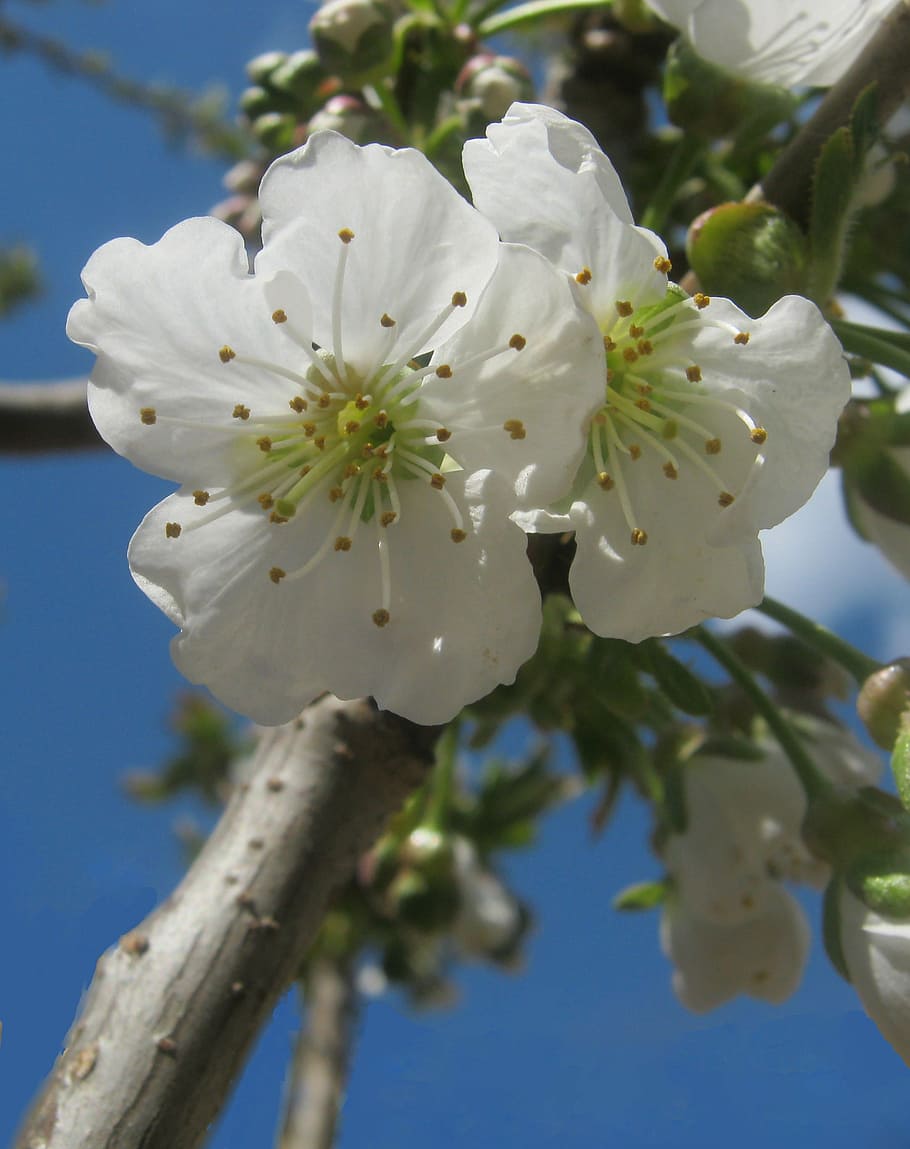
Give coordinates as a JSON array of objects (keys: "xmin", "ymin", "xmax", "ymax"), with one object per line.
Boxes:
[
  {"xmin": 756, "ymin": 596, "xmax": 881, "ymax": 683},
  {"xmin": 424, "ymin": 720, "xmax": 460, "ymax": 830},
  {"xmin": 693, "ymin": 625, "xmax": 834, "ymax": 803},
  {"xmin": 640, "ymin": 134, "xmax": 704, "ymax": 236}
]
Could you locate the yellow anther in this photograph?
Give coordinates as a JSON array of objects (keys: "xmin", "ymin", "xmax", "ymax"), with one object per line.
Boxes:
[
  {"xmin": 616, "ymin": 300, "xmax": 634, "ymax": 317},
  {"xmin": 193, "ymin": 490, "xmax": 210, "ymax": 506},
  {"xmin": 628, "ymin": 444, "xmax": 642, "ymax": 460},
  {"xmin": 653, "ymin": 256, "xmax": 672, "ymax": 274},
  {"xmin": 503, "ymin": 419, "xmax": 526, "ymax": 440},
  {"xmin": 629, "ymin": 324, "xmax": 644, "ymax": 338},
  {"xmin": 435, "ymin": 364, "xmax": 453, "ymax": 379},
  {"xmin": 686, "ymin": 365, "xmax": 702, "ymax": 383},
  {"xmin": 734, "ymin": 331, "xmax": 750, "ymax": 345},
  {"xmin": 635, "ymin": 382, "xmax": 653, "ymax": 395},
  {"xmin": 269, "ymin": 567, "xmax": 286, "ymax": 583},
  {"xmin": 705, "ymin": 438, "xmax": 722, "ymax": 455},
  {"xmin": 269, "ymin": 511, "xmax": 289, "ymax": 524},
  {"xmin": 299, "ymin": 465, "xmax": 312, "ymax": 476},
  {"xmin": 257, "ymin": 436, "xmax": 272, "ymax": 452},
  {"xmin": 343, "ymin": 463, "xmax": 361, "ymax": 479},
  {"xmin": 165, "ymin": 522, "xmax": 182, "ymax": 538},
  {"xmin": 380, "ymin": 511, "xmax": 397, "ymax": 526},
  {"xmin": 606, "ymin": 369, "xmax": 615, "ymax": 383},
  {"xmin": 450, "ymin": 528, "xmax": 467, "ymax": 543},
  {"xmin": 380, "ymin": 313, "xmax": 396, "ymax": 327},
  {"xmin": 751, "ymin": 427, "xmax": 768, "ymax": 445},
  {"xmin": 630, "ymin": 528, "xmax": 648, "ymax": 546},
  {"xmin": 303, "ymin": 422, "xmax": 316, "ymax": 436},
  {"xmin": 637, "ymin": 340, "xmax": 653, "ymax": 355},
  {"xmin": 232, "ymin": 404, "xmax": 250, "ymax": 421},
  {"xmin": 289, "ymin": 396, "xmax": 307, "ymax": 413},
  {"xmin": 219, "ymin": 345, "xmax": 236, "ymax": 363},
  {"xmin": 314, "ymin": 436, "xmax": 326, "ymax": 450},
  {"xmin": 430, "ymin": 473, "xmax": 446, "ymax": 489},
  {"xmin": 329, "ymin": 487, "xmax": 345, "ymax": 502},
  {"xmin": 354, "ymin": 395, "xmax": 370, "ymax": 410},
  {"xmin": 271, "ymin": 309, "xmax": 287, "ymax": 324},
  {"xmin": 139, "ymin": 407, "xmax": 157, "ymax": 425},
  {"xmin": 344, "ymin": 420, "xmax": 361, "ymax": 434},
  {"xmin": 451, "ymin": 291, "xmax": 467, "ymax": 307},
  {"xmin": 436, "ymin": 428, "xmax": 451, "ymax": 442},
  {"xmin": 603, "ymin": 336, "xmax": 617, "ymax": 352},
  {"xmin": 575, "ymin": 267, "xmax": 592, "ymax": 285},
  {"xmin": 257, "ymin": 494, "xmax": 274, "ymax": 509},
  {"xmin": 338, "ymin": 228, "xmax": 355, "ymax": 244},
  {"xmin": 375, "ymin": 411, "xmax": 389, "ymax": 428},
  {"xmin": 374, "ymin": 446, "xmax": 389, "ymax": 459},
  {"xmin": 663, "ymin": 462, "xmax": 678, "ymax": 480},
  {"xmin": 622, "ymin": 348, "xmax": 639, "ymax": 364},
  {"xmin": 694, "ymin": 293, "xmax": 710, "ymax": 309},
  {"xmin": 635, "ymin": 399, "xmax": 651, "ymax": 412},
  {"xmin": 718, "ymin": 491, "xmax": 735, "ymax": 507},
  {"xmin": 372, "ymin": 608, "xmax": 391, "ymax": 627},
  {"xmin": 334, "ymin": 536, "xmax": 352, "ymax": 551},
  {"xmin": 509, "ymin": 333, "xmax": 527, "ymax": 351},
  {"xmin": 373, "ymin": 468, "xmax": 388, "ymax": 483},
  {"xmin": 317, "ymin": 394, "xmax": 332, "ymax": 409},
  {"xmin": 597, "ymin": 472, "xmax": 614, "ymax": 490}
]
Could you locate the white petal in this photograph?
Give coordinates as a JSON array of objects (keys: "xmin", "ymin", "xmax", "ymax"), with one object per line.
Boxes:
[
  {"xmin": 69, "ymin": 218, "xmax": 298, "ymax": 487},
  {"xmin": 256, "ymin": 131, "xmax": 500, "ymax": 378},
  {"xmin": 129, "ymin": 472, "xmax": 540, "ymax": 726},
  {"xmin": 689, "ymin": 295, "xmax": 850, "ymax": 542},
  {"xmin": 423, "ymin": 243, "xmax": 604, "ymax": 507},
  {"xmin": 661, "ymin": 886, "xmax": 810, "ymax": 1012},
  {"xmin": 840, "ymin": 888, "xmax": 910, "ymax": 1066},
  {"xmin": 567, "ymin": 473, "xmax": 765, "ymax": 640},
  {"xmin": 850, "ymin": 458, "xmax": 910, "ymax": 581}
]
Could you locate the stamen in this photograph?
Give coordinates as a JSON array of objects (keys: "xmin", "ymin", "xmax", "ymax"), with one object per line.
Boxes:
[
  {"xmin": 503, "ymin": 419, "xmax": 526, "ymax": 440},
  {"xmin": 139, "ymin": 407, "xmax": 157, "ymax": 425},
  {"xmin": 165, "ymin": 522, "xmax": 182, "ymax": 538},
  {"xmin": 509, "ymin": 334, "xmax": 527, "ymax": 351},
  {"xmin": 193, "ymin": 491, "xmax": 210, "ymax": 506},
  {"xmin": 332, "ymin": 232, "xmax": 352, "ymax": 384},
  {"xmin": 233, "ymin": 405, "xmax": 250, "ymax": 421},
  {"xmin": 219, "ymin": 346, "xmax": 236, "ymax": 363},
  {"xmin": 375, "ymin": 512, "xmax": 391, "ymax": 620},
  {"xmin": 654, "ymin": 256, "xmax": 672, "ymax": 274},
  {"xmin": 272, "ymin": 310, "xmax": 287, "ymax": 324},
  {"xmin": 285, "ymin": 503, "xmax": 349, "ymax": 583},
  {"xmin": 269, "ymin": 567, "xmax": 286, "ymax": 583},
  {"xmin": 576, "ymin": 267, "xmax": 592, "ymax": 285},
  {"xmin": 450, "ymin": 528, "xmax": 466, "ymax": 543},
  {"xmin": 603, "ymin": 419, "xmax": 645, "ymax": 543}
]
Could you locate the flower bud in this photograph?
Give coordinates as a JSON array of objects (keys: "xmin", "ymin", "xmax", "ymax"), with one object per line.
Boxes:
[
  {"xmin": 686, "ymin": 201, "xmax": 808, "ymax": 317},
  {"xmin": 268, "ymin": 49, "xmax": 330, "ymax": 111},
  {"xmin": 309, "ymin": 0, "xmax": 395, "ymax": 82},
  {"xmin": 456, "ymin": 54, "xmax": 534, "ymax": 124},
  {"xmin": 245, "ymin": 51, "xmax": 288, "ymax": 86},
  {"xmin": 251, "ymin": 111, "xmax": 299, "ymax": 154},
  {"xmin": 858, "ymin": 661, "xmax": 910, "ymax": 750},
  {"xmin": 307, "ymin": 94, "xmax": 390, "ymax": 144}
]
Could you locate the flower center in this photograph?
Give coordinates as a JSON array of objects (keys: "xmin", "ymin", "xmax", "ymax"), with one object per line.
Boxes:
[{"xmin": 583, "ymin": 287, "xmax": 766, "ymax": 547}]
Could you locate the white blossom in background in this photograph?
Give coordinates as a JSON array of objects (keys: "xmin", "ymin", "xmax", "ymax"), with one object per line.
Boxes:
[
  {"xmin": 643, "ymin": 0, "xmax": 894, "ymax": 88},
  {"xmin": 464, "ymin": 103, "xmax": 851, "ymax": 642},
  {"xmin": 839, "ymin": 887, "xmax": 910, "ymax": 1065},
  {"xmin": 68, "ymin": 130, "xmax": 603, "ymax": 726},
  {"xmin": 660, "ymin": 718, "xmax": 882, "ymax": 1009},
  {"xmin": 450, "ymin": 838, "xmax": 525, "ymax": 960}
]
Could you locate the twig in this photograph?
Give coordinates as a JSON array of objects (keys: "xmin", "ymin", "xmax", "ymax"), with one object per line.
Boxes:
[
  {"xmin": 277, "ymin": 960, "xmax": 360, "ymax": 1149},
  {"xmin": 15, "ymin": 696, "xmax": 437, "ymax": 1149},
  {"xmin": 0, "ymin": 378, "xmax": 103, "ymax": 453}
]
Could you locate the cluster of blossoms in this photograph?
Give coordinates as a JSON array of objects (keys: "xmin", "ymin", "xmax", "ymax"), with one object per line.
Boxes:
[
  {"xmin": 68, "ymin": 104, "xmax": 850, "ymax": 726},
  {"xmin": 660, "ymin": 717, "xmax": 882, "ymax": 1010}
]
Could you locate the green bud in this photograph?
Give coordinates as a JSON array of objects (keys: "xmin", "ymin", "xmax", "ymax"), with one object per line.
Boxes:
[
  {"xmin": 309, "ymin": 0, "xmax": 395, "ymax": 83},
  {"xmin": 456, "ymin": 54, "xmax": 534, "ymax": 123},
  {"xmin": 858, "ymin": 661, "xmax": 910, "ymax": 751},
  {"xmin": 269, "ymin": 50, "xmax": 330, "ymax": 111},
  {"xmin": 663, "ymin": 38, "xmax": 795, "ymax": 140},
  {"xmin": 389, "ymin": 868, "xmax": 460, "ymax": 931},
  {"xmin": 307, "ymin": 94, "xmax": 390, "ymax": 145},
  {"xmin": 239, "ymin": 86, "xmax": 277, "ymax": 120},
  {"xmin": 245, "ymin": 51, "xmax": 289, "ymax": 86},
  {"xmin": 847, "ymin": 855, "xmax": 910, "ymax": 920},
  {"xmin": 613, "ymin": 880, "xmax": 667, "ymax": 912},
  {"xmin": 252, "ymin": 112, "xmax": 299, "ymax": 154},
  {"xmin": 686, "ymin": 201, "xmax": 808, "ymax": 317}
]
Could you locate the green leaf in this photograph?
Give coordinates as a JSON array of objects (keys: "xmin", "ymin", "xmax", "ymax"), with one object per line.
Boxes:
[
  {"xmin": 645, "ymin": 641, "xmax": 714, "ymax": 716},
  {"xmin": 892, "ymin": 719, "xmax": 910, "ymax": 810},
  {"xmin": 613, "ymin": 879, "xmax": 667, "ymax": 912},
  {"xmin": 808, "ymin": 126, "xmax": 857, "ymax": 302},
  {"xmin": 477, "ymin": 0, "xmax": 608, "ymax": 37},
  {"xmin": 832, "ymin": 319, "xmax": 910, "ymax": 381},
  {"xmin": 822, "ymin": 876, "xmax": 851, "ymax": 981}
]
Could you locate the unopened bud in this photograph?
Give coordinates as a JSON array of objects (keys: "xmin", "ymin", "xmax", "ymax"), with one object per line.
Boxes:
[
  {"xmin": 245, "ymin": 51, "xmax": 288, "ymax": 86},
  {"xmin": 309, "ymin": 0, "xmax": 395, "ymax": 82},
  {"xmin": 858, "ymin": 661, "xmax": 910, "ymax": 750},
  {"xmin": 456, "ymin": 54, "xmax": 534, "ymax": 122},
  {"xmin": 252, "ymin": 111, "xmax": 299, "ymax": 153},
  {"xmin": 269, "ymin": 49, "xmax": 330, "ymax": 112},
  {"xmin": 307, "ymin": 94, "xmax": 390, "ymax": 144}
]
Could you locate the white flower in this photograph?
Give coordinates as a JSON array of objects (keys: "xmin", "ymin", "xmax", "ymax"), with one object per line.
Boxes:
[
  {"xmin": 68, "ymin": 130, "xmax": 603, "ymax": 726},
  {"xmin": 661, "ymin": 884, "xmax": 810, "ymax": 1011},
  {"xmin": 450, "ymin": 838, "xmax": 524, "ymax": 958},
  {"xmin": 643, "ymin": 0, "xmax": 894, "ymax": 88},
  {"xmin": 464, "ymin": 103, "xmax": 851, "ymax": 642},
  {"xmin": 839, "ymin": 887, "xmax": 910, "ymax": 1065}
]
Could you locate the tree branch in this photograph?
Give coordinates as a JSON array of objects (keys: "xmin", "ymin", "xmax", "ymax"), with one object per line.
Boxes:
[
  {"xmin": 277, "ymin": 960, "xmax": 359, "ymax": 1149},
  {"xmin": 0, "ymin": 378, "xmax": 103, "ymax": 453},
  {"xmin": 15, "ymin": 696, "xmax": 437, "ymax": 1149},
  {"xmin": 750, "ymin": 0, "xmax": 910, "ymax": 227}
]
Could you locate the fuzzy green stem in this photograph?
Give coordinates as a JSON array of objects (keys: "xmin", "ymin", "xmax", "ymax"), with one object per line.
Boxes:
[
  {"xmin": 757, "ymin": 596, "xmax": 881, "ymax": 683},
  {"xmin": 640, "ymin": 134, "xmax": 704, "ymax": 235},
  {"xmin": 424, "ymin": 720, "xmax": 460, "ymax": 830},
  {"xmin": 694, "ymin": 626, "xmax": 835, "ymax": 803}
]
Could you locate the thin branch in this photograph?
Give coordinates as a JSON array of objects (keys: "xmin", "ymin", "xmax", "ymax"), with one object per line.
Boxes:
[
  {"xmin": 277, "ymin": 960, "xmax": 360, "ymax": 1149},
  {"xmin": 15, "ymin": 696, "xmax": 437, "ymax": 1149},
  {"xmin": 749, "ymin": 0, "xmax": 910, "ymax": 227},
  {"xmin": 0, "ymin": 378, "xmax": 103, "ymax": 453}
]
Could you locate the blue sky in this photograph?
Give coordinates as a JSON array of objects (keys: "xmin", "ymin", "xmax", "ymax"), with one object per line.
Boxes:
[{"xmin": 2, "ymin": 2, "xmax": 910, "ymax": 1145}]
